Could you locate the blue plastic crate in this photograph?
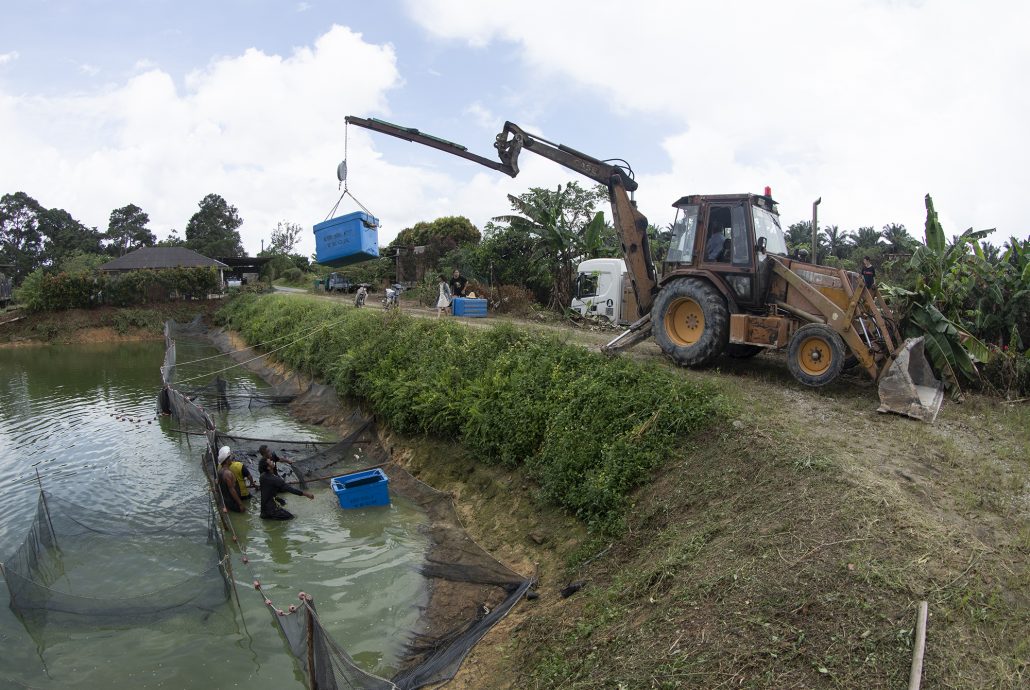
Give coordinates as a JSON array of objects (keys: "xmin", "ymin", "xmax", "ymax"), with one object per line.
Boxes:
[
  {"xmin": 330, "ymin": 468, "xmax": 390, "ymax": 509},
  {"xmin": 313, "ymin": 212, "xmax": 380, "ymax": 267},
  {"xmin": 452, "ymin": 297, "xmax": 487, "ymax": 318}
]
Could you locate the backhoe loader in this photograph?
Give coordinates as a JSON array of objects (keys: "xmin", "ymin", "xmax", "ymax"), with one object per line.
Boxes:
[{"xmin": 343, "ymin": 116, "xmax": 944, "ymax": 422}]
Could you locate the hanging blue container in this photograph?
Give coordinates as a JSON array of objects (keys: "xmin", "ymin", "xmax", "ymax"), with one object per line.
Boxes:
[{"xmin": 313, "ymin": 211, "xmax": 380, "ymax": 267}]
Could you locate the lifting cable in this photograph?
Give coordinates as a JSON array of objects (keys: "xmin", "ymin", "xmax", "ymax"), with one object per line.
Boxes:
[{"xmin": 324, "ymin": 120, "xmax": 377, "ymax": 221}]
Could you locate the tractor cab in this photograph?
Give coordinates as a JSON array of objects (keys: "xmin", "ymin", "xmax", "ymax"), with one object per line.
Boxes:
[{"xmin": 664, "ymin": 193, "xmax": 788, "ymax": 310}]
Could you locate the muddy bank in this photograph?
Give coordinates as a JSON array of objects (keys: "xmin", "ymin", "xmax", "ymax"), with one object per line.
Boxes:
[{"xmin": 184, "ymin": 321, "xmax": 562, "ymax": 688}]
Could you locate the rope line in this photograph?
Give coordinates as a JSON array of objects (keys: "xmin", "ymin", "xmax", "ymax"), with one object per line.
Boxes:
[{"xmin": 172, "ymin": 312, "xmax": 351, "ymax": 385}]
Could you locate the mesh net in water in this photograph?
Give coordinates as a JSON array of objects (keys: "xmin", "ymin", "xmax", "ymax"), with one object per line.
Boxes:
[
  {"xmin": 1, "ymin": 490, "xmax": 231, "ymax": 625},
  {"xmin": 163, "ymin": 319, "xmax": 536, "ymax": 689}
]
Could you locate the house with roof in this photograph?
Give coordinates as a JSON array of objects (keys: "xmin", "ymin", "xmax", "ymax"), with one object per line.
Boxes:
[{"xmin": 99, "ymin": 247, "xmax": 229, "ymax": 277}]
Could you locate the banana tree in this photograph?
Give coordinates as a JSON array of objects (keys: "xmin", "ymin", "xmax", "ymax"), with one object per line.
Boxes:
[{"xmin": 883, "ymin": 195, "xmax": 993, "ymax": 396}]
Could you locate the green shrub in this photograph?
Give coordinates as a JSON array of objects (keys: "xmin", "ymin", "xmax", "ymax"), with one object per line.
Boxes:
[
  {"xmin": 15, "ymin": 267, "xmax": 220, "ymax": 312},
  {"xmin": 282, "ymin": 267, "xmax": 304, "ymax": 284},
  {"xmin": 219, "ymin": 294, "xmax": 724, "ymax": 531}
]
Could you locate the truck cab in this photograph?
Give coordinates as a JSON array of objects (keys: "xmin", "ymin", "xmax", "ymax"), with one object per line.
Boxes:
[{"xmin": 571, "ymin": 258, "xmax": 638, "ymax": 325}]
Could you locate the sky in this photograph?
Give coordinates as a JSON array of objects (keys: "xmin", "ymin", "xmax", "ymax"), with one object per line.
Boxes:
[{"xmin": 1, "ymin": 0, "xmax": 1028, "ymax": 258}]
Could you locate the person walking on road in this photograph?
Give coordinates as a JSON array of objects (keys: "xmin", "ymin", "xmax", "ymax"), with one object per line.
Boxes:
[{"xmin": 436, "ymin": 275, "xmax": 452, "ymax": 319}]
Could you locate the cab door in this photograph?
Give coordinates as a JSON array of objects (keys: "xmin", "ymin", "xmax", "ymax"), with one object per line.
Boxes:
[{"xmin": 699, "ymin": 202, "xmax": 757, "ymax": 307}]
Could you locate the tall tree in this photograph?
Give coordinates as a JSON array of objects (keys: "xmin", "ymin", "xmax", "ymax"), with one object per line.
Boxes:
[
  {"xmin": 823, "ymin": 224, "xmax": 852, "ymax": 259},
  {"xmin": 157, "ymin": 229, "xmax": 186, "ymax": 247},
  {"xmin": 107, "ymin": 203, "xmax": 156, "ymax": 255},
  {"xmin": 185, "ymin": 194, "xmax": 245, "ymax": 258},
  {"xmin": 852, "ymin": 226, "xmax": 884, "ymax": 252},
  {"xmin": 881, "ymin": 223, "xmax": 915, "ymax": 254},
  {"xmin": 0, "ymin": 192, "xmax": 45, "ymax": 281},
  {"xmin": 38, "ymin": 208, "xmax": 103, "ymax": 267},
  {"xmin": 267, "ymin": 221, "xmax": 303, "ymax": 255}
]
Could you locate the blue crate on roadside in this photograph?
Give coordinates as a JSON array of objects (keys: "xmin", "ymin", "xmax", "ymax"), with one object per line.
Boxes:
[
  {"xmin": 313, "ymin": 211, "xmax": 379, "ymax": 267},
  {"xmin": 452, "ymin": 297, "xmax": 487, "ymax": 318},
  {"xmin": 330, "ymin": 468, "xmax": 390, "ymax": 509}
]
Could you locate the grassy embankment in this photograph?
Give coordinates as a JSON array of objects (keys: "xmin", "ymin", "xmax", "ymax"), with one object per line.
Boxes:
[
  {"xmin": 220, "ymin": 293, "xmax": 1029, "ymax": 689},
  {"xmin": 218, "ymin": 293, "xmax": 723, "ymax": 531},
  {"xmin": 0, "ymin": 301, "xmax": 224, "ymax": 344}
]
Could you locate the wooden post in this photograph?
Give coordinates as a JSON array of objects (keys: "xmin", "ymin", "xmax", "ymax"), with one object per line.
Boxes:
[
  {"xmin": 306, "ymin": 599, "xmax": 318, "ymax": 690},
  {"xmin": 908, "ymin": 600, "xmax": 929, "ymax": 690}
]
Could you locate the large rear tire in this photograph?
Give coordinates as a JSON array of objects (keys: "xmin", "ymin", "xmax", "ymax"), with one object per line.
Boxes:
[
  {"xmin": 651, "ymin": 278, "xmax": 729, "ymax": 366},
  {"xmin": 787, "ymin": 324, "xmax": 845, "ymax": 386}
]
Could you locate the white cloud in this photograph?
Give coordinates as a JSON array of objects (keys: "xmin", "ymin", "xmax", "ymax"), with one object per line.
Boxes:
[
  {"xmin": 0, "ymin": 26, "xmax": 452, "ymax": 256},
  {"xmin": 407, "ymin": 0, "xmax": 1030, "ymax": 241},
  {"xmin": 296, "ymin": 2, "xmax": 312, "ymax": 12},
  {"xmin": 0, "ymin": 51, "xmax": 20, "ymax": 65},
  {"xmin": 462, "ymin": 101, "xmax": 496, "ymax": 129},
  {"xmin": 78, "ymin": 62, "xmax": 100, "ymax": 77}
]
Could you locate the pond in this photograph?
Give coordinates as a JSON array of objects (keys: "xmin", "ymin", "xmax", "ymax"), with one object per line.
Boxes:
[{"xmin": 0, "ymin": 340, "xmax": 428, "ymax": 689}]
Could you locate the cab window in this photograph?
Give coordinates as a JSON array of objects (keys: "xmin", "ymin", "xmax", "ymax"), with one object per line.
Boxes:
[
  {"xmin": 667, "ymin": 205, "xmax": 698, "ymax": 264},
  {"xmin": 704, "ymin": 204, "xmax": 750, "ymax": 265}
]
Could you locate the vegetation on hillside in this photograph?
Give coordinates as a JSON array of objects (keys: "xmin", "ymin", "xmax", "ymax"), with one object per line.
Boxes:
[{"xmin": 218, "ymin": 293, "xmax": 724, "ymax": 531}]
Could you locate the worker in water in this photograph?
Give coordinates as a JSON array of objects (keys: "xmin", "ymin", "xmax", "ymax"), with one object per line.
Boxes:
[
  {"xmin": 258, "ymin": 444, "xmax": 294, "ymax": 469},
  {"xmin": 217, "ymin": 446, "xmax": 246, "ymax": 513},
  {"xmin": 449, "ymin": 269, "xmax": 467, "ymax": 299},
  {"xmin": 224, "ymin": 446, "xmax": 256, "ymax": 502},
  {"xmin": 861, "ymin": 256, "xmax": 877, "ymax": 293},
  {"xmin": 259, "ymin": 455, "xmax": 314, "ymax": 520}
]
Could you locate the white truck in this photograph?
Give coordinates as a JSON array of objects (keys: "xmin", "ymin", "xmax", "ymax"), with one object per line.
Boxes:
[{"xmin": 570, "ymin": 258, "xmax": 639, "ymax": 326}]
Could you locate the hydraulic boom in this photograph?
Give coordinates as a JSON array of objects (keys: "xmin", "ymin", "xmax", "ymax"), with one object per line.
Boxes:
[{"xmin": 344, "ymin": 116, "xmax": 659, "ymax": 318}]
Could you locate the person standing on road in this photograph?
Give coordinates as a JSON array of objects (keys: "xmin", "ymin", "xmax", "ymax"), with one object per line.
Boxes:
[
  {"xmin": 436, "ymin": 275, "xmax": 452, "ymax": 319},
  {"xmin": 449, "ymin": 269, "xmax": 467, "ymax": 300},
  {"xmin": 354, "ymin": 284, "xmax": 368, "ymax": 307}
]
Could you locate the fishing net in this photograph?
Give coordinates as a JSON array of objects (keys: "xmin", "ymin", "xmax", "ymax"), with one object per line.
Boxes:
[
  {"xmin": 1, "ymin": 491, "xmax": 231, "ymax": 625},
  {"xmin": 161, "ymin": 319, "xmax": 536, "ymax": 689}
]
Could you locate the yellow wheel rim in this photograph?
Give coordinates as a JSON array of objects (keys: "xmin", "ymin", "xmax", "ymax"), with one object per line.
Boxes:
[
  {"xmin": 797, "ymin": 335, "xmax": 834, "ymax": 376},
  {"xmin": 664, "ymin": 298, "xmax": 705, "ymax": 346}
]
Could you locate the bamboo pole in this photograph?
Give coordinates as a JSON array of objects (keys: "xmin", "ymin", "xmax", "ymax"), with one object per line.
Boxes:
[
  {"xmin": 306, "ymin": 600, "xmax": 317, "ymax": 690},
  {"xmin": 908, "ymin": 600, "xmax": 929, "ymax": 690}
]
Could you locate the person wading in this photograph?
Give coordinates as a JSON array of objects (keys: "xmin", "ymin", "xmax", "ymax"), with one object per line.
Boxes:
[
  {"xmin": 259, "ymin": 455, "xmax": 313, "ymax": 520},
  {"xmin": 217, "ymin": 446, "xmax": 246, "ymax": 513}
]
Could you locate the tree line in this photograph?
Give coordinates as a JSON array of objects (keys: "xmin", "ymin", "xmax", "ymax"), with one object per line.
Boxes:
[{"xmin": 0, "ymin": 192, "xmax": 247, "ymax": 282}]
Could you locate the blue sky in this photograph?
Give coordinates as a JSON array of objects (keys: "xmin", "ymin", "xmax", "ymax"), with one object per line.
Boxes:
[{"xmin": 2, "ymin": 1, "xmax": 1028, "ymax": 256}]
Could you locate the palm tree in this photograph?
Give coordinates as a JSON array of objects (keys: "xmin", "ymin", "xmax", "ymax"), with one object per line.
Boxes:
[
  {"xmin": 882, "ymin": 223, "xmax": 915, "ymax": 254},
  {"xmin": 852, "ymin": 226, "xmax": 884, "ymax": 252},
  {"xmin": 823, "ymin": 224, "xmax": 852, "ymax": 259}
]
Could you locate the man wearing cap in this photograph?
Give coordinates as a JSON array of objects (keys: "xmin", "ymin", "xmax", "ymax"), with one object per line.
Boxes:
[
  {"xmin": 259, "ymin": 455, "xmax": 314, "ymax": 520},
  {"xmin": 217, "ymin": 446, "xmax": 246, "ymax": 513}
]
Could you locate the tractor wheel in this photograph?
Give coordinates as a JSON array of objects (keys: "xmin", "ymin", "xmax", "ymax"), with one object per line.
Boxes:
[
  {"xmin": 651, "ymin": 278, "xmax": 729, "ymax": 367},
  {"xmin": 726, "ymin": 344, "xmax": 764, "ymax": 359},
  {"xmin": 787, "ymin": 324, "xmax": 845, "ymax": 387}
]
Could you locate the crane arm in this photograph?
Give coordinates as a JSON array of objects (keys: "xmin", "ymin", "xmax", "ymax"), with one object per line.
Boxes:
[{"xmin": 344, "ymin": 116, "xmax": 658, "ymax": 317}]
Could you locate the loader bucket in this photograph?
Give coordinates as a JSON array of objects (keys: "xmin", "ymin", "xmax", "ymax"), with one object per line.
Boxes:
[{"xmin": 877, "ymin": 337, "xmax": 944, "ymax": 423}]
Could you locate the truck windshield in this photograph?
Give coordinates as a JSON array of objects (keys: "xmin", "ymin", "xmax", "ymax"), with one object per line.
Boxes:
[
  {"xmin": 575, "ymin": 273, "xmax": 599, "ymax": 299},
  {"xmin": 667, "ymin": 205, "xmax": 698, "ymax": 264},
  {"xmin": 752, "ymin": 206, "xmax": 788, "ymax": 256}
]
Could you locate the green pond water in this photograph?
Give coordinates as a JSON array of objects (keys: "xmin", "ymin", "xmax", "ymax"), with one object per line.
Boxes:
[{"xmin": 0, "ymin": 339, "xmax": 429, "ymax": 689}]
